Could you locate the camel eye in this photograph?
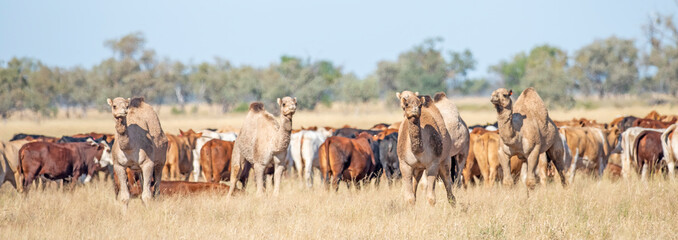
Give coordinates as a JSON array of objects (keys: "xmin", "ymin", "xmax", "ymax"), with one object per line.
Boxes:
[{"xmin": 113, "ymin": 106, "xmax": 117, "ymax": 109}]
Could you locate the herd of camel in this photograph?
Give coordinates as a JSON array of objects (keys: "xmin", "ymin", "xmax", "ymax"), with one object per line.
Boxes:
[{"xmin": 1, "ymin": 87, "xmax": 677, "ymax": 207}]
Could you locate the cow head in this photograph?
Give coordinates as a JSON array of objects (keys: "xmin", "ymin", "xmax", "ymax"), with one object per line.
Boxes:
[
  {"xmin": 88, "ymin": 138, "xmax": 113, "ymax": 168},
  {"xmin": 179, "ymin": 129, "xmax": 203, "ymax": 149}
]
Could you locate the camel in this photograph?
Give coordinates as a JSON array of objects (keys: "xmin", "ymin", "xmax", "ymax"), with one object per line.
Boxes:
[
  {"xmin": 490, "ymin": 87, "xmax": 567, "ymax": 189},
  {"xmin": 396, "ymin": 91, "xmax": 454, "ymax": 206},
  {"xmin": 107, "ymin": 97, "xmax": 168, "ymax": 205},
  {"xmin": 227, "ymin": 97, "xmax": 297, "ymax": 197},
  {"xmin": 432, "ymin": 92, "xmax": 470, "ymax": 186},
  {"xmin": 0, "ymin": 139, "xmax": 31, "ymax": 192},
  {"xmin": 662, "ymin": 123, "xmax": 678, "ymax": 178}
]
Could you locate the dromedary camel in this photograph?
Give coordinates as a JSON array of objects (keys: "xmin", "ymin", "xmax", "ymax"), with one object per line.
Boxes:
[
  {"xmin": 107, "ymin": 97, "xmax": 168, "ymax": 205},
  {"xmin": 432, "ymin": 92, "xmax": 470, "ymax": 186},
  {"xmin": 490, "ymin": 87, "xmax": 567, "ymax": 189},
  {"xmin": 396, "ymin": 91, "xmax": 455, "ymax": 206},
  {"xmin": 227, "ymin": 97, "xmax": 297, "ymax": 197}
]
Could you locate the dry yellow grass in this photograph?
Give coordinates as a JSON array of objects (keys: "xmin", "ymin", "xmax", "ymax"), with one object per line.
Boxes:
[{"xmin": 1, "ymin": 176, "xmax": 678, "ymax": 239}]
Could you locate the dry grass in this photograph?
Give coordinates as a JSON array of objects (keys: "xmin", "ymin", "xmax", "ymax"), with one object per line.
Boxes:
[
  {"xmin": 1, "ymin": 176, "xmax": 678, "ymax": 239},
  {"xmin": 2, "ymin": 99, "xmax": 678, "ymax": 239}
]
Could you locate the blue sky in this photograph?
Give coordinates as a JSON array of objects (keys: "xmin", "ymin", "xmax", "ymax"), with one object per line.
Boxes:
[{"xmin": 1, "ymin": 1, "xmax": 675, "ymax": 78}]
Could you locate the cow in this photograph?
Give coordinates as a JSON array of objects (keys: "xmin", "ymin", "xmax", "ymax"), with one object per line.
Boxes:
[
  {"xmin": 378, "ymin": 132, "xmax": 400, "ymax": 185},
  {"xmin": 620, "ymin": 127, "xmax": 665, "ymax": 179},
  {"xmin": 286, "ymin": 128, "xmax": 332, "ymax": 187},
  {"xmin": 19, "ymin": 140, "xmax": 111, "ymax": 192},
  {"xmin": 191, "ymin": 129, "xmax": 237, "ymax": 181},
  {"xmin": 635, "ymin": 131, "xmax": 664, "ymax": 179},
  {"xmin": 199, "ymin": 139, "xmax": 251, "ymax": 185},
  {"xmin": 11, "ymin": 133, "xmax": 58, "ymax": 143},
  {"xmin": 319, "ymin": 133, "xmax": 378, "ymax": 191},
  {"xmin": 632, "ymin": 118, "xmax": 676, "ymax": 129}
]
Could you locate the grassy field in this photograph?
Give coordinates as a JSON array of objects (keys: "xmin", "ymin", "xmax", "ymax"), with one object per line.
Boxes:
[
  {"xmin": 1, "ymin": 176, "xmax": 677, "ymax": 239},
  {"xmin": 1, "ymin": 98, "xmax": 678, "ymax": 239}
]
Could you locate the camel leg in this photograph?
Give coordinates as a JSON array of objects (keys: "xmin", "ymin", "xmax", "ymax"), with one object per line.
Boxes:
[
  {"xmin": 152, "ymin": 163, "xmax": 163, "ymax": 197},
  {"xmin": 438, "ymin": 159, "xmax": 456, "ymax": 205},
  {"xmin": 498, "ymin": 150, "xmax": 513, "ymax": 186},
  {"xmin": 425, "ymin": 167, "xmax": 437, "ymax": 206},
  {"xmin": 537, "ymin": 154, "xmax": 548, "ymax": 186},
  {"xmin": 273, "ymin": 160, "xmax": 285, "ymax": 197},
  {"xmin": 400, "ymin": 163, "xmax": 415, "ymax": 205},
  {"xmin": 455, "ymin": 154, "xmax": 467, "ymax": 188},
  {"xmin": 525, "ymin": 149, "xmax": 540, "ymax": 190},
  {"xmin": 546, "ymin": 140, "xmax": 568, "ymax": 187},
  {"xmin": 253, "ymin": 163, "xmax": 266, "ymax": 196},
  {"xmin": 413, "ymin": 168, "xmax": 424, "ymax": 198},
  {"xmin": 140, "ymin": 162, "xmax": 155, "ymax": 204},
  {"xmin": 113, "ymin": 164, "xmax": 130, "ymax": 205}
]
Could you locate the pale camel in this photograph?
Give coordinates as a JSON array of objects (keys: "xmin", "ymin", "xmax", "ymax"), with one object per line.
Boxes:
[
  {"xmin": 490, "ymin": 87, "xmax": 567, "ymax": 189},
  {"xmin": 662, "ymin": 123, "xmax": 678, "ymax": 178},
  {"xmin": 0, "ymin": 139, "xmax": 31, "ymax": 192},
  {"xmin": 396, "ymin": 91, "xmax": 454, "ymax": 206},
  {"xmin": 107, "ymin": 97, "xmax": 168, "ymax": 205},
  {"xmin": 432, "ymin": 92, "xmax": 470, "ymax": 186},
  {"xmin": 227, "ymin": 97, "xmax": 297, "ymax": 197}
]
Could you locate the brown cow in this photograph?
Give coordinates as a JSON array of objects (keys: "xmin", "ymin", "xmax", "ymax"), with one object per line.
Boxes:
[
  {"xmin": 19, "ymin": 141, "xmax": 107, "ymax": 192},
  {"xmin": 632, "ymin": 118, "xmax": 676, "ymax": 129},
  {"xmin": 199, "ymin": 139, "xmax": 251, "ymax": 186},
  {"xmin": 635, "ymin": 131, "xmax": 664, "ymax": 179},
  {"xmin": 115, "ymin": 170, "xmax": 238, "ymax": 197},
  {"xmin": 163, "ymin": 133, "xmax": 193, "ymax": 180},
  {"xmin": 319, "ymin": 133, "xmax": 377, "ymax": 191}
]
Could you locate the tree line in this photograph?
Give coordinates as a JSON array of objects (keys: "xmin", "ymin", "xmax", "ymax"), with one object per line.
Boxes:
[{"xmin": 1, "ymin": 12, "xmax": 677, "ymax": 118}]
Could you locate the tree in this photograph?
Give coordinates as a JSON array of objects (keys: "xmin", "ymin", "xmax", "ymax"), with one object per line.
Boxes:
[
  {"xmin": 643, "ymin": 10, "xmax": 678, "ymax": 95},
  {"xmin": 570, "ymin": 36, "xmax": 639, "ymax": 97},
  {"xmin": 448, "ymin": 49, "xmax": 476, "ymax": 92}
]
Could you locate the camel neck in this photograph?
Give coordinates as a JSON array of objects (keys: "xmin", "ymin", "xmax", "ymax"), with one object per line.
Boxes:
[
  {"xmin": 496, "ymin": 105, "xmax": 517, "ymax": 144},
  {"xmin": 407, "ymin": 118, "xmax": 424, "ymax": 154},
  {"xmin": 115, "ymin": 117, "xmax": 131, "ymax": 150},
  {"xmin": 273, "ymin": 114, "xmax": 293, "ymax": 153}
]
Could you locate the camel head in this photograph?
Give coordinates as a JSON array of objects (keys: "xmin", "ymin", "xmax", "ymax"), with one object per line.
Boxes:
[
  {"xmin": 107, "ymin": 97, "xmax": 130, "ymax": 119},
  {"xmin": 396, "ymin": 91, "xmax": 423, "ymax": 120},
  {"xmin": 490, "ymin": 88, "xmax": 513, "ymax": 110},
  {"xmin": 278, "ymin": 96, "xmax": 297, "ymax": 118}
]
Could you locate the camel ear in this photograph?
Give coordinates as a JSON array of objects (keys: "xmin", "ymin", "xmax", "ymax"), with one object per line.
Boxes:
[
  {"xmin": 396, "ymin": 92, "xmax": 401, "ymax": 100},
  {"xmin": 277, "ymin": 98, "xmax": 282, "ymax": 106},
  {"xmin": 293, "ymin": 97, "xmax": 297, "ymax": 103},
  {"xmin": 107, "ymin": 98, "xmax": 112, "ymax": 106},
  {"xmin": 415, "ymin": 92, "xmax": 419, "ymax": 96},
  {"xmin": 508, "ymin": 90, "xmax": 513, "ymax": 96}
]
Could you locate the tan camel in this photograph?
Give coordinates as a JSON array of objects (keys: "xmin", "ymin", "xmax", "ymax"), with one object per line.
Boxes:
[
  {"xmin": 0, "ymin": 139, "xmax": 31, "ymax": 192},
  {"xmin": 107, "ymin": 97, "xmax": 168, "ymax": 205},
  {"xmin": 227, "ymin": 97, "xmax": 297, "ymax": 197},
  {"xmin": 490, "ymin": 87, "xmax": 567, "ymax": 189},
  {"xmin": 396, "ymin": 91, "xmax": 454, "ymax": 206},
  {"xmin": 433, "ymin": 92, "xmax": 470, "ymax": 186}
]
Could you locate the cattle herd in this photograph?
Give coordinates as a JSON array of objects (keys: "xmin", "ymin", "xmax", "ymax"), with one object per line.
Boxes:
[{"xmin": 1, "ymin": 88, "xmax": 677, "ymax": 206}]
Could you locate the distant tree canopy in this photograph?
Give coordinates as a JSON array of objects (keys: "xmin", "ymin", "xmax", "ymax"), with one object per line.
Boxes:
[{"xmin": 1, "ymin": 7, "xmax": 677, "ymax": 118}]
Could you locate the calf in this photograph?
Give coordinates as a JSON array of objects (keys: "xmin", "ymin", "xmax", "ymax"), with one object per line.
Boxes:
[
  {"xmin": 19, "ymin": 141, "xmax": 109, "ymax": 192},
  {"xmin": 378, "ymin": 132, "xmax": 400, "ymax": 185}
]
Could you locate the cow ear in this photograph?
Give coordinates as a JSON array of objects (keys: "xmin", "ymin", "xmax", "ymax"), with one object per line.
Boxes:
[
  {"xmin": 107, "ymin": 98, "xmax": 113, "ymax": 106},
  {"xmin": 196, "ymin": 133, "xmax": 203, "ymax": 138},
  {"xmin": 179, "ymin": 130, "xmax": 185, "ymax": 136},
  {"xmin": 277, "ymin": 98, "xmax": 282, "ymax": 106}
]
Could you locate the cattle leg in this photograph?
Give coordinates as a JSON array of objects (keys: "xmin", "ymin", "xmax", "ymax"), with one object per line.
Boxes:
[
  {"xmin": 568, "ymin": 148, "xmax": 579, "ymax": 184},
  {"xmin": 140, "ymin": 162, "xmax": 155, "ymax": 204},
  {"xmin": 668, "ymin": 161, "xmax": 676, "ymax": 179},
  {"xmin": 498, "ymin": 150, "xmax": 513, "ymax": 186},
  {"xmin": 438, "ymin": 158, "xmax": 456, "ymax": 205},
  {"xmin": 14, "ymin": 170, "xmax": 24, "ymax": 193},
  {"xmin": 641, "ymin": 163, "xmax": 648, "ymax": 181},
  {"xmin": 400, "ymin": 163, "xmax": 416, "ymax": 205},
  {"xmin": 304, "ymin": 158, "xmax": 313, "ymax": 188},
  {"xmin": 113, "ymin": 164, "xmax": 130, "ymax": 205}
]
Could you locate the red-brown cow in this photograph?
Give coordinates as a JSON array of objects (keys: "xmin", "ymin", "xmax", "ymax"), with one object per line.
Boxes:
[
  {"xmin": 319, "ymin": 132, "xmax": 377, "ymax": 191},
  {"xmin": 19, "ymin": 141, "xmax": 107, "ymax": 192},
  {"xmin": 199, "ymin": 139, "xmax": 251, "ymax": 185},
  {"xmin": 635, "ymin": 131, "xmax": 665, "ymax": 179},
  {"xmin": 633, "ymin": 118, "xmax": 676, "ymax": 129}
]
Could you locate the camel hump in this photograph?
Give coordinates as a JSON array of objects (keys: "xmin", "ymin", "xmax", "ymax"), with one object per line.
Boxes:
[
  {"xmin": 515, "ymin": 87, "xmax": 548, "ymax": 121},
  {"xmin": 129, "ymin": 97, "xmax": 145, "ymax": 108},
  {"xmin": 249, "ymin": 102, "xmax": 265, "ymax": 113},
  {"xmin": 433, "ymin": 92, "xmax": 447, "ymax": 102}
]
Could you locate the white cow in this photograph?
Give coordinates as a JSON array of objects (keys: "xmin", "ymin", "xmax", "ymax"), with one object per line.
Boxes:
[
  {"xmin": 287, "ymin": 128, "xmax": 332, "ymax": 187},
  {"xmin": 191, "ymin": 130, "xmax": 237, "ymax": 181}
]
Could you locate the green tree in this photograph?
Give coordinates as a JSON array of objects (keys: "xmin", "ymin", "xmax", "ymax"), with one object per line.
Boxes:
[
  {"xmin": 570, "ymin": 36, "xmax": 638, "ymax": 97},
  {"xmin": 643, "ymin": 11, "xmax": 678, "ymax": 95}
]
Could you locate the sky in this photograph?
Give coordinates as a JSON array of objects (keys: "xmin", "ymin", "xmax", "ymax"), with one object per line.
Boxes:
[{"xmin": 1, "ymin": 1, "xmax": 676, "ymax": 78}]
